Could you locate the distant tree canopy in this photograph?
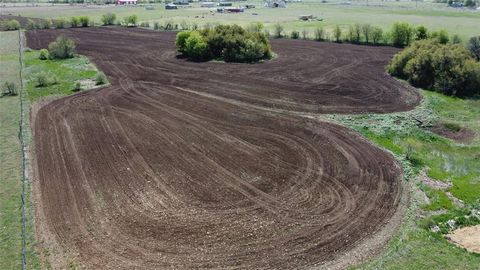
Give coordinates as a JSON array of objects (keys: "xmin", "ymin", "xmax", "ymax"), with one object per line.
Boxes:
[
  {"xmin": 176, "ymin": 24, "xmax": 273, "ymax": 63},
  {"xmin": 388, "ymin": 39, "xmax": 480, "ymax": 97}
]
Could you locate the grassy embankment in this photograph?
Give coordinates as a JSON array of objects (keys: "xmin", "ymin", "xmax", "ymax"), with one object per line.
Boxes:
[
  {"xmin": 2, "ymin": 0, "xmax": 479, "ymax": 41},
  {"xmin": 328, "ymin": 90, "xmax": 480, "ymax": 269},
  {"xmin": 0, "ymin": 31, "xmax": 40, "ymax": 270}
]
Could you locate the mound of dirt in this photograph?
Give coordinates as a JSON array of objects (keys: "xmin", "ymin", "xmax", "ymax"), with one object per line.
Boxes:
[
  {"xmin": 429, "ymin": 123, "xmax": 475, "ymax": 143},
  {"xmin": 26, "ymin": 28, "xmax": 415, "ymax": 269},
  {"xmin": 446, "ymin": 225, "xmax": 480, "ymax": 254}
]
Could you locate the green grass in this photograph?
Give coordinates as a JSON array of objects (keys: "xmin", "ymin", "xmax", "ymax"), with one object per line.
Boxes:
[
  {"xmin": 24, "ymin": 51, "xmax": 100, "ymax": 101},
  {"xmin": 0, "ymin": 30, "xmax": 40, "ymax": 270},
  {"xmin": 329, "ymin": 89, "xmax": 480, "ymax": 269},
  {"xmin": 4, "ymin": 0, "xmax": 480, "ymax": 41}
]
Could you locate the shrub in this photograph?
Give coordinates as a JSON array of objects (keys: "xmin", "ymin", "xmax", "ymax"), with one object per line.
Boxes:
[
  {"xmin": 415, "ymin": 25, "xmax": 428, "ymax": 40},
  {"xmin": 314, "ymin": 27, "xmax": 325, "ymax": 41},
  {"xmin": 55, "ymin": 18, "xmax": 67, "ymax": 29},
  {"xmin": 371, "ymin": 27, "xmax": 383, "ymax": 45},
  {"xmin": 5, "ymin": 20, "xmax": 20, "ymax": 31},
  {"xmin": 430, "ymin": 30, "xmax": 449, "ymax": 44},
  {"xmin": 301, "ymin": 29, "xmax": 309, "ymax": 40},
  {"xmin": 1, "ymin": 82, "xmax": 17, "ymax": 96},
  {"xmin": 39, "ymin": 49, "xmax": 49, "ymax": 60},
  {"xmin": 78, "ymin": 16, "xmax": 90, "ymax": 27},
  {"xmin": 361, "ymin": 24, "xmax": 372, "ymax": 44},
  {"xmin": 42, "ymin": 19, "xmax": 52, "ymax": 29},
  {"xmin": 333, "ymin": 25, "xmax": 342, "ymax": 43},
  {"xmin": 246, "ymin": 22, "xmax": 263, "ymax": 33},
  {"xmin": 290, "ymin": 30, "xmax": 300, "ymax": 39},
  {"xmin": 184, "ymin": 31, "xmax": 209, "ymax": 61},
  {"xmin": 48, "ymin": 35, "xmax": 76, "ymax": 59},
  {"xmin": 451, "ymin": 34, "xmax": 462, "ymax": 44},
  {"xmin": 101, "ymin": 13, "xmax": 116, "ymax": 26},
  {"xmin": 70, "ymin": 17, "xmax": 79, "ymax": 28},
  {"xmin": 73, "ymin": 81, "xmax": 81, "ymax": 92},
  {"xmin": 180, "ymin": 20, "xmax": 189, "ymax": 30},
  {"xmin": 26, "ymin": 19, "xmax": 36, "ymax": 30},
  {"xmin": 391, "ymin": 22, "xmax": 414, "ymax": 47},
  {"xmin": 154, "ymin": 22, "xmax": 160, "ymax": 30},
  {"xmin": 124, "ymin": 15, "xmax": 138, "ymax": 27},
  {"xmin": 273, "ymin": 23, "xmax": 283, "ymax": 38},
  {"xmin": 388, "ymin": 39, "xmax": 480, "ymax": 97},
  {"xmin": 468, "ymin": 36, "xmax": 480, "ymax": 60},
  {"xmin": 34, "ymin": 72, "xmax": 50, "ymax": 87},
  {"xmin": 176, "ymin": 24, "xmax": 272, "ymax": 63},
  {"xmin": 95, "ymin": 73, "xmax": 107, "ymax": 85}
]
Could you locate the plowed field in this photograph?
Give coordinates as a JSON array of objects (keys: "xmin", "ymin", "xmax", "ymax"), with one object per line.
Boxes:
[{"xmin": 26, "ymin": 28, "xmax": 418, "ymax": 269}]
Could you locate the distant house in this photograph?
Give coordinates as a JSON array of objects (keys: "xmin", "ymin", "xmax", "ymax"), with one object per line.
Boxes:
[
  {"xmin": 245, "ymin": 4, "xmax": 255, "ymax": 8},
  {"xmin": 264, "ymin": 0, "xmax": 286, "ymax": 8},
  {"xmin": 166, "ymin": 3, "xmax": 178, "ymax": 9},
  {"xmin": 174, "ymin": 0, "xmax": 189, "ymax": 5},
  {"xmin": 201, "ymin": 2, "xmax": 216, "ymax": 8},
  {"xmin": 227, "ymin": 7, "xmax": 244, "ymax": 12},
  {"xmin": 116, "ymin": 0, "xmax": 137, "ymax": 5}
]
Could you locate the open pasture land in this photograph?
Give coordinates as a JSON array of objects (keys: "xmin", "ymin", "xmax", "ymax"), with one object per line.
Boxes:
[
  {"xmin": 4, "ymin": 0, "xmax": 480, "ymax": 40},
  {"xmin": 26, "ymin": 27, "xmax": 418, "ymax": 269}
]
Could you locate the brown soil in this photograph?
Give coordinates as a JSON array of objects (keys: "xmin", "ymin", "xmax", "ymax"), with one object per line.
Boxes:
[
  {"xmin": 430, "ymin": 123, "xmax": 475, "ymax": 143},
  {"xmin": 26, "ymin": 28, "xmax": 417, "ymax": 269},
  {"xmin": 446, "ymin": 225, "xmax": 480, "ymax": 254}
]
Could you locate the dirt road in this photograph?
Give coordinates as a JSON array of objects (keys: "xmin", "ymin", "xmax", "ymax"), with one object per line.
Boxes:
[{"xmin": 27, "ymin": 28, "xmax": 417, "ymax": 269}]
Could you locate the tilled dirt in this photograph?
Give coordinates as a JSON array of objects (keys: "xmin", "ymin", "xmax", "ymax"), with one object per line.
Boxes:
[{"xmin": 26, "ymin": 28, "xmax": 417, "ymax": 269}]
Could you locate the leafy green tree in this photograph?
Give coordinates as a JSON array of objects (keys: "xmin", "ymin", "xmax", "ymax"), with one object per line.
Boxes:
[
  {"xmin": 371, "ymin": 27, "xmax": 383, "ymax": 45},
  {"xmin": 290, "ymin": 30, "xmax": 300, "ymax": 39},
  {"xmin": 361, "ymin": 24, "xmax": 372, "ymax": 44},
  {"xmin": 391, "ymin": 22, "xmax": 414, "ymax": 47},
  {"xmin": 468, "ymin": 36, "xmax": 480, "ymax": 60},
  {"xmin": 55, "ymin": 18, "xmax": 67, "ymax": 28},
  {"xmin": 175, "ymin": 31, "xmax": 191, "ymax": 53},
  {"xmin": 430, "ymin": 30, "xmax": 449, "ymax": 44},
  {"xmin": 101, "ymin": 13, "xmax": 116, "ymax": 26},
  {"xmin": 70, "ymin": 17, "xmax": 79, "ymax": 28},
  {"xmin": 415, "ymin": 25, "xmax": 428, "ymax": 40},
  {"xmin": 333, "ymin": 25, "xmax": 342, "ymax": 43},
  {"xmin": 39, "ymin": 49, "xmax": 49, "ymax": 60},
  {"xmin": 273, "ymin": 23, "xmax": 283, "ymax": 38},
  {"xmin": 184, "ymin": 31, "xmax": 209, "ymax": 61},
  {"xmin": 48, "ymin": 35, "xmax": 76, "ymax": 59},
  {"xmin": 78, "ymin": 16, "xmax": 90, "ymax": 27},
  {"xmin": 124, "ymin": 15, "xmax": 138, "ymax": 27}
]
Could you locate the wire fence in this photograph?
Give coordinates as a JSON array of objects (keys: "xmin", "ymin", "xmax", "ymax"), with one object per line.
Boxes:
[{"xmin": 18, "ymin": 29, "xmax": 27, "ymax": 270}]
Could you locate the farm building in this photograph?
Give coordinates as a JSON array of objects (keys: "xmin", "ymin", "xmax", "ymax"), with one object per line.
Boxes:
[
  {"xmin": 264, "ymin": 0, "xmax": 286, "ymax": 8},
  {"xmin": 116, "ymin": 0, "xmax": 137, "ymax": 5},
  {"xmin": 173, "ymin": 0, "xmax": 189, "ymax": 5},
  {"xmin": 201, "ymin": 2, "xmax": 216, "ymax": 7},
  {"xmin": 245, "ymin": 4, "xmax": 255, "ymax": 8},
  {"xmin": 166, "ymin": 3, "xmax": 178, "ymax": 9}
]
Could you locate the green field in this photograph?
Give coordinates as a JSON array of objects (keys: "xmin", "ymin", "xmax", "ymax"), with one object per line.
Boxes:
[
  {"xmin": 328, "ymin": 90, "xmax": 480, "ymax": 269},
  {"xmin": 1, "ymin": 0, "xmax": 480, "ymax": 40},
  {"xmin": 0, "ymin": 30, "xmax": 40, "ymax": 270}
]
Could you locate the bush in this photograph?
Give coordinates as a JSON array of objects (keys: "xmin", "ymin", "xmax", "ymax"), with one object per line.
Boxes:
[
  {"xmin": 39, "ymin": 49, "xmax": 49, "ymax": 60},
  {"xmin": 55, "ymin": 18, "xmax": 67, "ymax": 29},
  {"xmin": 124, "ymin": 15, "xmax": 138, "ymax": 27},
  {"xmin": 314, "ymin": 27, "xmax": 325, "ymax": 41},
  {"xmin": 333, "ymin": 25, "xmax": 342, "ymax": 43},
  {"xmin": 78, "ymin": 16, "xmax": 90, "ymax": 27},
  {"xmin": 301, "ymin": 29, "xmax": 309, "ymax": 40},
  {"xmin": 73, "ymin": 81, "xmax": 81, "ymax": 92},
  {"xmin": 388, "ymin": 39, "xmax": 480, "ymax": 97},
  {"xmin": 95, "ymin": 73, "xmax": 107, "ymax": 85},
  {"xmin": 184, "ymin": 31, "xmax": 209, "ymax": 61},
  {"xmin": 391, "ymin": 22, "xmax": 414, "ymax": 47},
  {"xmin": 176, "ymin": 24, "xmax": 272, "ymax": 63},
  {"xmin": 5, "ymin": 20, "xmax": 20, "ymax": 31},
  {"xmin": 415, "ymin": 25, "xmax": 429, "ymax": 40},
  {"xmin": 468, "ymin": 36, "xmax": 480, "ymax": 60},
  {"xmin": 26, "ymin": 19, "xmax": 36, "ymax": 30},
  {"xmin": 101, "ymin": 13, "xmax": 116, "ymax": 26},
  {"xmin": 451, "ymin": 34, "xmax": 462, "ymax": 44},
  {"xmin": 154, "ymin": 22, "xmax": 160, "ymax": 30},
  {"xmin": 371, "ymin": 27, "xmax": 383, "ymax": 45},
  {"xmin": 1, "ymin": 82, "xmax": 17, "ymax": 96},
  {"xmin": 362, "ymin": 24, "xmax": 372, "ymax": 44},
  {"xmin": 290, "ymin": 30, "xmax": 300, "ymax": 39},
  {"xmin": 70, "ymin": 17, "xmax": 79, "ymax": 28},
  {"xmin": 273, "ymin": 23, "xmax": 283, "ymax": 38},
  {"xmin": 35, "ymin": 72, "xmax": 50, "ymax": 87},
  {"xmin": 430, "ymin": 30, "xmax": 449, "ymax": 44},
  {"xmin": 48, "ymin": 35, "xmax": 76, "ymax": 59},
  {"xmin": 42, "ymin": 19, "xmax": 52, "ymax": 29}
]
